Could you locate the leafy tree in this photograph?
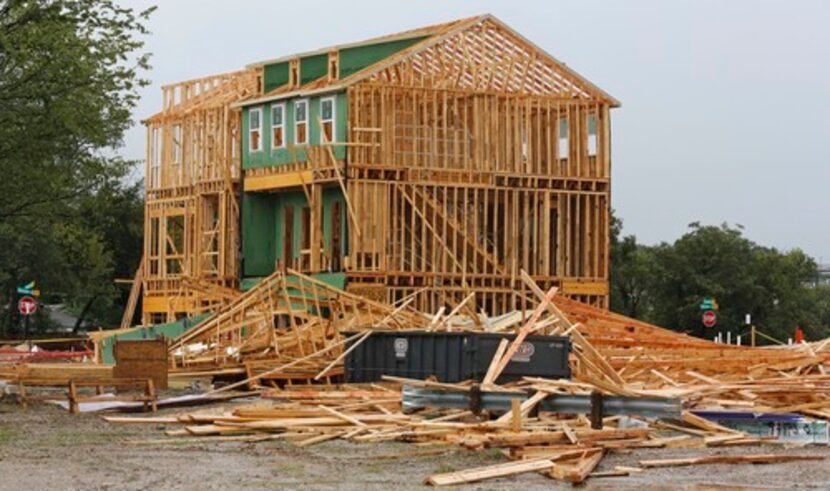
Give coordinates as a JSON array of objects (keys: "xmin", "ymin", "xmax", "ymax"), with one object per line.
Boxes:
[
  {"xmin": 610, "ymin": 219, "xmax": 830, "ymax": 343},
  {"xmin": 0, "ymin": 0, "xmax": 152, "ymax": 335},
  {"xmin": 610, "ymin": 213, "xmax": 656, "ymax": 319}
]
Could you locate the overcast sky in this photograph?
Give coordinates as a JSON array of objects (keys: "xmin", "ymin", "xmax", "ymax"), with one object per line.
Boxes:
[{"xmin": 119, "ymin": 0, "xmax": 830, "ymax": 261}]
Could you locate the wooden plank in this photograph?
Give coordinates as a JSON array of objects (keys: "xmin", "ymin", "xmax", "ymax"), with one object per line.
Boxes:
[
  {"xmin": 640, "ymin": 454, "xmax": 824, "ymax": 468},
  {"xmin": 426, "ymin": 458, "xmax": 555, "ymax": 486}
]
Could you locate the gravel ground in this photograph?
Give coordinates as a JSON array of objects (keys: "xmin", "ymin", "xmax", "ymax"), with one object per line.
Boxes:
[{"xmin": 1, "ymin": 397, "xmax": 829, "ymax": 490}]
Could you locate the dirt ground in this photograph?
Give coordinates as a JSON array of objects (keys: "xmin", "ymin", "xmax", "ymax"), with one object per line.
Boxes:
[{"xmin": 1, "ymin": 397, "xmax": 829, "ymax": 490}]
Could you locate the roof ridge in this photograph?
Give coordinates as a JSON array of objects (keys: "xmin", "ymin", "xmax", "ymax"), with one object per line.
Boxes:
[{"xmin": 245, "ymin": 15, "xmax": 486, "ymax": 69}]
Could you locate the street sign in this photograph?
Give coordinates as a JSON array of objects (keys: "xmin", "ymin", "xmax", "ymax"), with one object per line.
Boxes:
[
  {"xmin": 17, "ymin": 281, "xmax": 40, "ymax": 297},
  {"xmin": 702, "ymin": 309, "xmax": 717, "ymax": 328},
  {"xmin": 18, "ymin": 296, "xmax": 37, "ymax": 316},
  {"xmin": 699, "ymin": 297, "xmax": 719, "ymax": 311}
]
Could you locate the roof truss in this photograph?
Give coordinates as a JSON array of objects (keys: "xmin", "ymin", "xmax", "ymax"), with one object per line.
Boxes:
[{"xmin": 353, "ymin": 15, "xmax": 618, "ymax": 105}]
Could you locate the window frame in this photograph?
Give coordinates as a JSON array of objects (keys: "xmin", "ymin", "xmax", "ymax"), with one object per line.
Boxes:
[
  {"xmin": 558, "ymin": 117, "xmax": 569, "ymax": 160},
  {"xmin": 320, "ymin": 96, "xmax": 336, "ymax": 143},
  {"xmin": 249, "ymin": 107, "xmax": 263, "ymax": 152},
  {"xmin": 150, "ymin": 127, "xmax": 161, "ymax": 189},
  {"xmin": 270, "ymin": 102, "xmax": 286, "ymax": 150},
  {"xmin": 587, "ymin": 114, "xmax": 598, "ymax": 157},
  {"xmin": 294, "ymin": 99, "xmax": 309, "ymax": 146}
]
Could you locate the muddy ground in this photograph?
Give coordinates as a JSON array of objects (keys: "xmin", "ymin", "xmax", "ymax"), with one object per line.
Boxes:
[{"xmin": 0, "ymin": 396, "xmax": 829, "ymax": 490}]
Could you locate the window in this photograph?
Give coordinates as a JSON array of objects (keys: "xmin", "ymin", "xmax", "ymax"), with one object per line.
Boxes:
[
  {"xmin": 271, "ymin": 103, "xmax": 285, "ymax": 149},
  {"xmin": 558, "ymin": 118, "xmax": 569, "ymax": 159},
  {"xmin": 294, "ymin": 99, "xmax": 308, "ymax": 145},
  {"xmin": 587, "ymin": 114, "xmax": 598, "ymax": 156},
  {"xmin": 150, "ymin": 128, "xmax": 161, "ymax": 188},
  {"xmin": 249, "ymin": 108, "xmax": 262, "ymax": 152},
  {"xmin": 320, "ymin": 97, "xmax": 335, "ymax": 143}
]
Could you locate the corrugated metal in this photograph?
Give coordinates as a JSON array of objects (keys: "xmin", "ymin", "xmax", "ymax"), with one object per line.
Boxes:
[{"xmin": 345, "ymin": 331, "xmax": 570, "ymax": 383}]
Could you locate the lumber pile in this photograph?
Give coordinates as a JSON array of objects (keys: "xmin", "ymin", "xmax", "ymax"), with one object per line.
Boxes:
[
  {"xmin": 0, "ymin": 362, "xmax": 113, "ymax": 382},
  {"xmin": 163, "ymin": 269, "xmax": 430, "ymax": 379},
  {"xmin": 92, "ymin": 269, "xmax": 830, "ymax": 485},
  {"xmin": 106, "ymin": 377, "xmax": 824, "ymax": 486},
  {"xmin": 83, "ymin": 266, "xmax": 830, "ymax": 420},
  {"xmin": 0, "ymin": 267, "xmax": 785, "ymax": 484}
]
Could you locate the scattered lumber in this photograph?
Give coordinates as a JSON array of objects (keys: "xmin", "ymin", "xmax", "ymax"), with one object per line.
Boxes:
[
  {"xmin": 8, "ymin": 271, "xmax": 825, "ymax": 486},
  {"xmin": 426, "ymin": 458, "xmax": 556, "ymax": 486},
  {"xmin": 640, "ymin": 453, "xmax": 824, "ymax": 468}
]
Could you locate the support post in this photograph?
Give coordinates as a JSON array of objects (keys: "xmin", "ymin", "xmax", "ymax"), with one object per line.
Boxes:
[{"xmin": 590, "ymin": 390, "xmax": 604, "ymax": 429}]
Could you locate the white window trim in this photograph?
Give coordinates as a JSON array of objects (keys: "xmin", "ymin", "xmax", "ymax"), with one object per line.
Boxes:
[
  {"xmin": 270, "ymin": 102, "xmax": 286, "ymax": 150},
  {"xmin": 294, "ymin": 99, "xmax": 309, "ymax": 146},
  {"xmin": 320, "ymin": 96, "xmax": 336, "ymax": 143},
  {"xmin": 249, "ymin": 107, "xmax": 262, "ymax": 152}
]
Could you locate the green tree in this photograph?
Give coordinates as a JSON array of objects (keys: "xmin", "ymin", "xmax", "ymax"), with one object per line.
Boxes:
[
  {"xmin": 0, "ymin": 0, "xmax": 152, "ymax": 334},
  {"xmin": 611, "ymin": 220, "xmax": 829, "ymax": 343},
  {"xmin": 609, "ymin": 213, "xmax": 656, "ymax": 319}
]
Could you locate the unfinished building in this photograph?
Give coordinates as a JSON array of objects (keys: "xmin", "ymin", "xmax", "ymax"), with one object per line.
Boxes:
[{"xmin": 141, "ymin": 15, "xmax": 618, "ymax": 324}]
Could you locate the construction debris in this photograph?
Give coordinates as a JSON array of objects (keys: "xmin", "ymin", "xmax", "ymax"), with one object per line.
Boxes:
[
  {"xmin": 3, "ymin": 270, "xmax": 830, "ymax": 484},
  {"xmin": 84, "ymin": 272, "xmax": 830, "ymax": 485}
]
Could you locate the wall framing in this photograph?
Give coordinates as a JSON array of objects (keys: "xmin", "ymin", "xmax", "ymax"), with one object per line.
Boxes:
[
  {"xmin": 139, "ymin": 15, "xmax": 618, "ymax": 325},
  {"xmin": 141, "ymin": 69, "xmax": 260, "ymax": 324}
]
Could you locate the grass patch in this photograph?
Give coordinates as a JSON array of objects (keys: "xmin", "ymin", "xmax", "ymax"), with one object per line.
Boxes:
[
  {"xmin": 0, "ymin": 399, "xmax": 19, "ymax": 414},
  {"xmin": 28, "ymin": 424, "xmax": 141, "ymax": 447},
  {"xmin": 470, "ymin": 447, "xmax": 504, "ymax": 461},
  {"xmin": 361, "ymin": 463, "xmax": 387, "ymax": 474},
  {"xmin": 0, "ymin": 426, "xmax": 16, "ymax": 445},
  {"xmin": 434, "ymin": 463, "xmax": 457, "ymax": 474},
  {"xmin": 272, "ymin": 462, "xmax": 305, "ymax": 478}
]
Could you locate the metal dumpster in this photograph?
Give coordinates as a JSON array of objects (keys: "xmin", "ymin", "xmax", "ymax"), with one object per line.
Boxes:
[{"xmin": 344, "ymin": 331, "xmax": 570, "ymax": 383}]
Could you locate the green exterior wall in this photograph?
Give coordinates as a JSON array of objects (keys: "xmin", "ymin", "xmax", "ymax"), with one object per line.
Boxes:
[
  {"xmin": 338, "ymin": 36, "xmax": 427, "ymax": 79},
  {"xmin": 241, "ymin": 186, "xmax": 347, "ymax": 279},
  {"xmin": 322, "ymin": 186, "xmax": 347, "ymax": 260},
  {"xmin": 263, "ymin": 61, "xmax": 289, "ymax": 93},
  {"xmin": 241, "ymin": 192, "xmax": 277, "ymax": 277},
  {"xmin": 300, "ymin": 54, "xmax": 328, "ymax": 84},
  {"xmin": 272, "ymin": 190, "xmax": 309, "ymax": 266},
  {"xmin": 240, "ymin": 36, "xmax": 427, "ymax": 282},
  {"xmin": 247, "ymin": 36, "xmax": 428, "ymax": 169},
  {"xmin": 261, "ymin": 36, "xmax": 426, "ymax": 94},
  {"xmin": 242, "ymin": 92, "xmax": 348, "ymax": 169}
]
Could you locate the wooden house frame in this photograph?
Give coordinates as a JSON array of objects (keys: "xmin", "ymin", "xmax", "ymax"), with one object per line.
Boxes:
[
  {"xmin": 140, "ymin": 15, "xmax": 617, "ymax": 323},
  {"xmin": 141, "ymin": 69, "xmax": 260, "ymax": 323}
]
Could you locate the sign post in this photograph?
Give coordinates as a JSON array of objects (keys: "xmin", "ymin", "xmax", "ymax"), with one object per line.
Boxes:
[
  {"xmin": 17, "ymin": 282, "xmax": 40, "ymax": 349},
  {"xmin": 699, "ymin": 296, "xmax": 719, "ymax": 338}
]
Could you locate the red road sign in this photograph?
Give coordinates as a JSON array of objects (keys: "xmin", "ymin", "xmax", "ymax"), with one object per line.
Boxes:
[
  {"xmin": 18, "ymin": 296, "xmax": 37, "ymax": 316},
  {"xmin": 702, "ymin": 309, "xmax": 717, "ymax": 328}
]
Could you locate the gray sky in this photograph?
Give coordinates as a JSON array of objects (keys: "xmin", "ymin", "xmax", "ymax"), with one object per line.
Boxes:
[{"xmin": 120, "ymin": 0, "xmax": 830, "ymax": 261}]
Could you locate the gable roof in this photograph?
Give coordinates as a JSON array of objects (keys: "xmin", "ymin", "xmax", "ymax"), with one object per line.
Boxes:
[
  {"xmin": 245, "ymin": 17, "xmax": 476, "ymax": 69},
  {"xmin": 235, "ymin": 14, "xmax": 619, "ymax": 108}
]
